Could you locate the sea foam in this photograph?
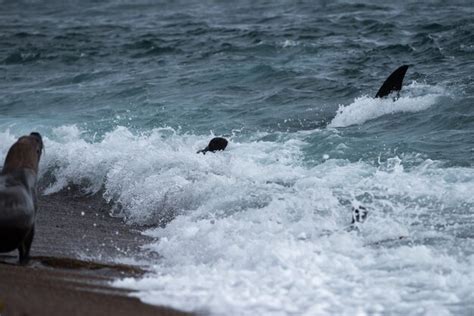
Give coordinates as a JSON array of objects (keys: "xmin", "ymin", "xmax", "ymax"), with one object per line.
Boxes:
[
  {"xmin": 112, "ymin": 151, "xmax": 473, "ymax": 315},
  {"xmin": 1, "ymin": 126, "xmax": 472, "ymax": 315},
  {"xmin": 329, "ymin": 82, "xmax": 445, "ymax": 128}
]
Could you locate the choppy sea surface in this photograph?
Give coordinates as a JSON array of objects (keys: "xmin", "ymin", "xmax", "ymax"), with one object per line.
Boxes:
[{"xmin": 1, "ymin": 0, "xmax": 473, "ymax": 315}]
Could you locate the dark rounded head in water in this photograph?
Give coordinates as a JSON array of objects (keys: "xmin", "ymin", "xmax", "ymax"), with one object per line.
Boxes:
[{"xmin": 197, "ymin": 137, "xmax": 228, "ymax": 154}]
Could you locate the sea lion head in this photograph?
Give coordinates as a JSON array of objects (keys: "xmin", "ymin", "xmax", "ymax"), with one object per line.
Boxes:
[
  {"xmin": 2, "ymin": 132, "xmax": 43, "ymax": 174},
  {"xmin": 197, "ymin": 137, "xmax": 228, "ymax": 154}
]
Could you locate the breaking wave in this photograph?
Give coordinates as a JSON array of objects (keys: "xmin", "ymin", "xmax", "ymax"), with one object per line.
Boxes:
[{"xmin": 329, "ymin": 83, "xmax": 446, "ymax": 128}]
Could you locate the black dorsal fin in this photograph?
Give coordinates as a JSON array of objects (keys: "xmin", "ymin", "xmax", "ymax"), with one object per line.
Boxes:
[{"xmin": 375, "ymin": 65, "xmax": 409, "ymax": 98}]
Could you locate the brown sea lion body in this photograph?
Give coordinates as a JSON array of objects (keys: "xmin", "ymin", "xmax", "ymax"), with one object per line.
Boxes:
[{"xmin": 0, "ymin": 133, "xmax": 42, "ymax": 264}]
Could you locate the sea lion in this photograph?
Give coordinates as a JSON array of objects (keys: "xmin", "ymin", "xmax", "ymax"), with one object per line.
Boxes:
[
  {"xmin": 197, "ymin": 137, "xmax": 228, "ymax": 154},
  {"xmin": 0, "ymin": 132, "xmax": 43, "ymax": 264}
]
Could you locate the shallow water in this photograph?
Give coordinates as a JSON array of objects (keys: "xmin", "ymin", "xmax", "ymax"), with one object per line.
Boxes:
[{"xmin": 1, "ymin": 0, "xmax": 473, "ymax": 315}]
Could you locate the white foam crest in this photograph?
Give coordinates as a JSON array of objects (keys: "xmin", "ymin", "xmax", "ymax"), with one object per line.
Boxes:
[
  {"xmin": 0, "ymin": 129, "xmax": 18, "ymax": 160},
  {"xmin": 34, "ymin": 126, "xmax": 308, "ymax": 225},
  {"xmin": 282, "ymin": 39, "xmax": 299, "ymax": 47},
  {"xmin": 328, "ymin": 83, "xmax": 445, "ymax": 128},
  {"xmin": 104, "ymin": 145, "xmax": 471, "ymax": 314}
]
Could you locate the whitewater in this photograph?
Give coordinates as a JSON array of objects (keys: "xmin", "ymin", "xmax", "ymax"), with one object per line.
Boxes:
[
  {"xmin": 1, "ymin": 0, "xmax": 473, "ymax": 314},
  {"xmin": 2, "ymin": 89, "xmax": 472, "ymax": 315}
]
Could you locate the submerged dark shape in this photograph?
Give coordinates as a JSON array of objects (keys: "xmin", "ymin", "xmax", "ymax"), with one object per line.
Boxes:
[
  {"xmin": 0, "ymin": 132, "xmax": 43, "ymax": 264},
  {"xmin": 375, "ymin": 65, "xmax": 409, "ymax": 99},
  {"xmin": 197, "ymin": 137, "xmax": 228, "ymax": 154},
  {"xmin": 351, "ymin": 205, "xmax": 368, "ymax": 225}
]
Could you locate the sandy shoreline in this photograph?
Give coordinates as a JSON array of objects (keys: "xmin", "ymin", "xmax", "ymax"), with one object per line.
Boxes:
[{"xmin": 0, "ymin": 189, "xmax": 190, "ymax": 316}]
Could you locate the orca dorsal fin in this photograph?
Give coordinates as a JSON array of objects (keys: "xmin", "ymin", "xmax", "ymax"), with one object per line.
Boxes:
[{"xmin": 375, "ymin": 65, "xmax": 409, "ymax": 99}]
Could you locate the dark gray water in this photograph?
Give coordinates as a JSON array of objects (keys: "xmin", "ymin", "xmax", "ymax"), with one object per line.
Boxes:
[{"xmin": 1, "ymin": 1, "xmax": 473, "ymax": 315}]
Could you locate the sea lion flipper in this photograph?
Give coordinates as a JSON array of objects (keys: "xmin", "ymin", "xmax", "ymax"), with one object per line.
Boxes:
[
  {"xmin": 18, "ymin": 226, "xmax": 34, "ymax": 265},
  {"xmin": 375, "ymin": 65, "xmax": 409, "ymax": 99}
]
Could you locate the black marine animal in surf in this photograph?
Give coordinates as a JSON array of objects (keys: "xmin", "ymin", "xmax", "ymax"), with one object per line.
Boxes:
[
  {"xmin": 351, "ymin": 205, "xmax": 368, "ymax": 224},
  {"xmin": 375, "ymin": 65, "xmax": 409, "ymax": 99},
  {"xmin": 197, "ymin": 137, "xmax": 228, "ymax": 154},
  {"xmin": 344, "ymin": 205, "xmax": 369, "ymax": 233},
  {"xmin": 0, "ymin": 132, "xmax": 43, "ymax": 264}
]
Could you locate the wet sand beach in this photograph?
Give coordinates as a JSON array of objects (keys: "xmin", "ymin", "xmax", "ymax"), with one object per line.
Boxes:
[{"xmin": 0, "ymin": 189, "xmax": 190, "ymax": 316}]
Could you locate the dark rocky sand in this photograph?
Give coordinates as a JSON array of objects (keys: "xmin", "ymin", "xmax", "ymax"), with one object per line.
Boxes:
[{"xmin": 0, "ymin": 189, "xmax": 190, "ymax": 316}]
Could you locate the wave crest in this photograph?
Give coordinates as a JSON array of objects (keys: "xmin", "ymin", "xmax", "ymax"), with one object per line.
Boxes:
[{"xmin": 329, "ymin": 82, "xmax": 445, "ymax": 127}]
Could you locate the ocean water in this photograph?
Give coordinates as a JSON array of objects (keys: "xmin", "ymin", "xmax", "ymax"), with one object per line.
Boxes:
[{"xmin": 1, "ymin": 0, "xmax": 473, "ymax": 315}]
